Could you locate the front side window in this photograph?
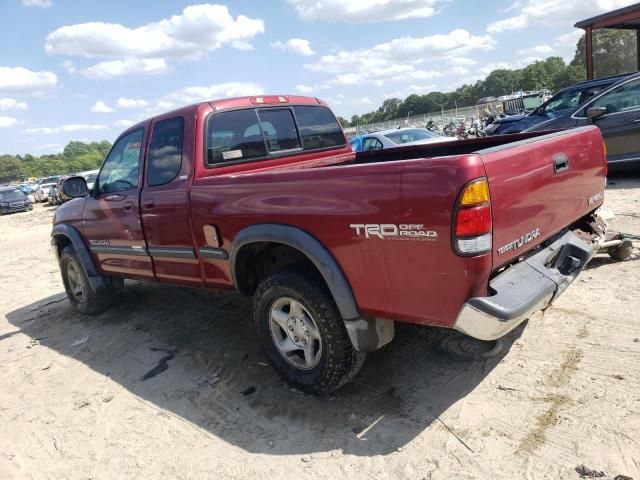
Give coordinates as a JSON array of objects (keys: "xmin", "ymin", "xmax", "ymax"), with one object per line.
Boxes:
[
  {"xmin": 147, "ymin": 117, "xmax": 184, "ymax": 186},
  {"xmin": 97, "ymin": 129, "xmax": 143, "ymax": 194},
  {"xmin": 590, "ymin": 78, "xmax": 640, "ymax": 114},
  {"xmin": 207, "ymin": 109, "xmax": 266, "ymax": 165},
  {"xmin": 293, "ymin": 106, "xmax": 346, "ymax": 150}
]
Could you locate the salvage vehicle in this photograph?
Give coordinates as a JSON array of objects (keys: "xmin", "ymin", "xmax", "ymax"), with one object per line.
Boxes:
[
  {"xmin": 350, "ymin": 127, "xmax": 451, "ymax": 152},
  {"xmin": 485, "ymin": 74, "xmax": 628, "ymax": 136},
  {"xmin": 33, "ymin": 176, "xmax": 61, "ymax": 203},
  {"xmin": 0, "ymin": 187, "xmax": 32, "ymax": 214},
  {"xmin": 51, "ymin": 94, "xmax": 609, "ymax": 394},
  {"xmin": 524, "ymin": 72, "xmax": 640, "ymax": 171}
]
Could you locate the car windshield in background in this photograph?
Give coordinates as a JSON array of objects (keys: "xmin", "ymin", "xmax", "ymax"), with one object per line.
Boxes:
[
  {"xmin": 539, "ymin": 85, "xmax": 612, "ymax": 116},
  {"xmin": 0, "ymin": 189, "xmax": 24, "ymax": 200},
  {"xmin": 39, "ymin": 177, "xmax": 58, "ymax": 184},
  {"xmin": 84, "ymin": 173, "xmax": 97, "ymax": 184},
  {"xmin": 384, "ymin": 129, "xmax": 439, "ymax": 144}
]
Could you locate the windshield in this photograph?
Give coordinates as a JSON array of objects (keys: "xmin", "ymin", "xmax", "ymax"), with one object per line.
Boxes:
[
  {"xmin": 84, "ymin": 173, "xmax": 97, "ymax": 183},
  {"xmin": 537, "ymin": 84, "xmax": 612, "ymax": 116},
  {"xmin": 0, "ymin": 189, "xmax": 24, "ymax": 200},
  {"xmin": 39, "ymin": 177, "xmax": 58, "ymax": 184},
  {"xmin": 384, "ymin": 128, "xmax": 439, "ymax": 144}
]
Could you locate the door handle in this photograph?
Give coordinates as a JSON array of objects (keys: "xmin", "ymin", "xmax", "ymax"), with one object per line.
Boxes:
[
  {"xmin": 103, "ymin": 194, "xmax": 125, "ymax": 202},
  {"xmin": 143, "ymin": 199, "xmax": 155, "ymax": 209},
  {"xmin": 123, "ymin": 201, "xmax": 134, "ymax": 212},
  {"xmin": 554, "ymin": 154, "xmax": 569, "ymax": 174}
]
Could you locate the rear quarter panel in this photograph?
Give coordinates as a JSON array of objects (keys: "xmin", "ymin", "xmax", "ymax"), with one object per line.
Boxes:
[{"xmin": 191, "ymin": 155, "xmax": 491, "ymax": 327}]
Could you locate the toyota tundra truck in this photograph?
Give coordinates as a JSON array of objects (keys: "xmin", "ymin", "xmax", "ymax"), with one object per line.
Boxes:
[{"xmin": 51, "ymin": 95, "xmax": 608, "ymax": 394}]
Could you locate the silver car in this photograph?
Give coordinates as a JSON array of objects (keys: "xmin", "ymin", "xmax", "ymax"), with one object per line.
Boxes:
[
  {"xmin": 33, "ymin": 176, "xmax": 61, "ymax": 202},
  {"xmin": 350, "ymin": 127, "xmax": 453, "ymax": 152}
]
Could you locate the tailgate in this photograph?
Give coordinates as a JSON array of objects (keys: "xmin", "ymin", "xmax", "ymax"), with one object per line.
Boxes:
[{"xmin": 479, "ymin": 127, "xmax": 606, "ymax": 267}]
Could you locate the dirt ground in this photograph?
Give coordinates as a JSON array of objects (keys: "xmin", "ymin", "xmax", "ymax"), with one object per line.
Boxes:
[{"xmin": 1, "ymin": 176, "xmax": 639, "ymax": 480}]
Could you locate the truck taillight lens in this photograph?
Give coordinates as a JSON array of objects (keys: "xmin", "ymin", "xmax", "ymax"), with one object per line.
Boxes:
[
  {"xmin": 456, "ymin": 205, "xmax": 491, "ymax": 236},
  {"xmin": 454, "ymin": 178, "xmax": 492, "ymax": 255}
]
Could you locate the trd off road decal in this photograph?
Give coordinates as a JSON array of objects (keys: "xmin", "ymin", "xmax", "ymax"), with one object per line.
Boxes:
[{"xmin": 350, "ymin": 224, "xmax": 438, "ymax": 241}]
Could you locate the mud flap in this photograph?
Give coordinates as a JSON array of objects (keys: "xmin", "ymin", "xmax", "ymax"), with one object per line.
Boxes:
[{"xmin": 344, "ymin": 317, "xmax": 395, "ymax": 352}]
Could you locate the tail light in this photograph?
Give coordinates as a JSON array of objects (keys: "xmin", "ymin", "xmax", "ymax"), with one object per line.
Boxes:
[{"xmin": 453, "ymin": 178, "xmax": 492, "ymax": 255}]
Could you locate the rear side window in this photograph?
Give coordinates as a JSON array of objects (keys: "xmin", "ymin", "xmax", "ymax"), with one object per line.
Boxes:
[
  {"xmin": 207, "ymin": 109, "xmax": 266, "ymax": 165},
  {"xmin": 256, "ymin": 109, "xmax": 301, "ymax": 152},
  {"xmin": 293, "ymin": 106, "xmax": 346, "ymax": 150},
  {"xmin": 147, "ymin": 117, "xmax": 184, "ymax": 186}
]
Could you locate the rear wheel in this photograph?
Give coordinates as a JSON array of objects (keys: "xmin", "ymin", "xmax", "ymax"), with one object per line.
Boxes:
[
  {"xmin": 254, "ymin": 266, "xmax": 365, "ymax": 394},
  {"xmin": 609, "ymin": 240, "xmax": 633, "ymax": 261},
  {"xmin": 60, "ymin": 245, "xmax": 114, "ymax": 314}
]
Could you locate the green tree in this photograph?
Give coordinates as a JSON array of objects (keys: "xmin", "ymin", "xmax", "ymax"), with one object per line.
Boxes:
[
  {"xmin": 572, "ymin": 29, "xmax": 638, "ymax": 78},
  {"xmin": 0, "ymin": 155, "xmax": 25, "ymax": 183}
]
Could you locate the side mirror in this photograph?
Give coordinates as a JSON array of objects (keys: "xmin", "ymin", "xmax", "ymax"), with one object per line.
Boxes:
[
  {"xmin": 61, "ymin": 176, "xmax": 88, "ymax": 199},
  {"xmin": 586, "ymin": 106, "xmax": 607, "ymax": 122}
]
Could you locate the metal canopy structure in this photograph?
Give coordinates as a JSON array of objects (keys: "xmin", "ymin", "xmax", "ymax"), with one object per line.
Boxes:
[{"xmin": 575, "ymin": 2, "xmax": 640, "ymax": 79}]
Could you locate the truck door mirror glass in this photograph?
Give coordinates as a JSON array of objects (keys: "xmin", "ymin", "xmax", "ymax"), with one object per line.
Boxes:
[
  {"xmin": 586, "ymin": 106, "xmax": 607, "ymax": 121},
  {"xmin": 61, "ymin": 176, "xmax": 89, "ymax": 198}
]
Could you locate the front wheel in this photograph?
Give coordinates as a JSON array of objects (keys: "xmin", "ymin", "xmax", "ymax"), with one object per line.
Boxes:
[
  {"xmin": 60, "ymin": 245, "xmax": 114, "ymax": 314},
  {"xmin": 254, "ymin": 267, "xmax": 365, "ymax": 394}
]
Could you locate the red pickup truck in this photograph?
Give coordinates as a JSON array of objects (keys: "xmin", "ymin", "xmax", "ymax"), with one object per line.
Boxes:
[{"xmin": 52, "ymin": 95, "xmax": 608, "ymax": 394}]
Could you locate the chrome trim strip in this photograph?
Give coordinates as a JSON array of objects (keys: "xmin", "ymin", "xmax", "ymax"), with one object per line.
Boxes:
[
  {"xmin": 147, "ymin": 247, "xmax": 196, "ymax": 259},
  {"xmin": 199, "ymin": 247, "xmax": 229, "ymax": 260},
  {"xmin": 90, "ymin": 245, "xmax": 149, "ymax": 256}
]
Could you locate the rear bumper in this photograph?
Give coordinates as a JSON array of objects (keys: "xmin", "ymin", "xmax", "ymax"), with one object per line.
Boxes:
[{"xmin": 454, "ymin": 228, "xmax": 602, "ymax": 341}]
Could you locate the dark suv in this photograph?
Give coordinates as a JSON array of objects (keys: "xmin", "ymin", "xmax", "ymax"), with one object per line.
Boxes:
[
  {"xmin": 485, "ymin": 74, "xmax": 629, "ymax": 135},
  {"xmin": 0, "ymin": 187, "xmax": 32, "ymax": 214},
  {"xmin": 523, "ymin": 72, "xmax": 640, "ymax": 170}
]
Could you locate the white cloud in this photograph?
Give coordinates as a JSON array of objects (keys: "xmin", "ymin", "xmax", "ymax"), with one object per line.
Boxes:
[
  {"xmin": 449, "ymin": 57, "xmax": 477, "ymax": 67},
  {"xmin": 488, "ymin": 0, "xmax": 638, "ymax": 33},
  {"xmin": 295, "ymin": 84, "xmax": 314, "ymax": 93},
  {"xmin": 516, "ymin": 44, "xmax": 556, "ymax": 63},
  {"xmin": 0, "ymin": 98, "xmax": 28, "ymax": 111},
  {"xmin": 91, "ymin": 100, "xmax": 114, "ymax": 113},
  {"xmin": 81, "ymin": 58, "xmax": 168, "ymax": 79},
  {"xmin": 45, "ymin": 4, "xmax": 265, "ymax": 77},
  {"xmin": 0, "ymin": 116, "xmax": 17, "ymax": 128},
  {"xmin": 22, "ymin": 0, "xmax": 52, "ymax": 7},
  {"xmin": 271, "ymin": 38, "xmax": 315, "ymax": 56},
  {"xmin": 117, "ymin": 97, "xmax": 149, "ymax": 109},
  {"xmin": 0, "ymin": 66, "xmax": 57, "ymax": 95},
  {"xmin": 306, "ymin": 29, "xmax": 493, "ymax": 86},
  {"xmin": 114, "ymin": 119, "xmax": 135, "ymax": 128},
  {"xmin": 24, "ymin": 124, "xmax": 107, "ymax": 135},
  {"xmin": 153, "ymin": 82, "xmax": 264, "ymax": 112},
  {"xmin": 555, "ymin": 30, "xmax": 583, "ymax": 61},
  {"xmin": 288, "ymin": 0, "xmax": 445, "ymax": 23}
]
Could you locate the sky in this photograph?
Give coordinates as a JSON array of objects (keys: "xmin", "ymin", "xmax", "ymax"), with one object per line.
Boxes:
[{"xmin": 0, "ymin": 0, "xmax": 637, "ymax": 155}]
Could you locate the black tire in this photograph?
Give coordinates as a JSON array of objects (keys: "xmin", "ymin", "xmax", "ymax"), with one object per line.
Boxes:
[
  {"xmin": 60, "ymin": 245, "xmax": 114, "ymax": 314},
  {"xmin": 254, "ymin": 266, "xmax": 365, "ymax": 394},
  {"xmin": 609, "ymin": 240, "xmax": 633, "ymax": 261}
]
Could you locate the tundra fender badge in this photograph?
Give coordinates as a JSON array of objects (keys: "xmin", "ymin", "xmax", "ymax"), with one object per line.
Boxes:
[
  {"xmin": 497, "ymin": 228, "xmax": 540, "ymax": 255},
  {"xmin": 350, "ymin": 224, "xmax": 438, "ymax": 241}
]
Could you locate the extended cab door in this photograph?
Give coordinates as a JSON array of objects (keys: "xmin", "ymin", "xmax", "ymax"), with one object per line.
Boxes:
[
  {"xmin": 140, "ymin": 110, "xmax": 202, "ymax": 287},
  {"xmin": 83, "ymin": 125, "xmax": 154, "ymax": 280},
  {"xmin": 578, "ymin": 77, "xmax": 640, "ymax": 165}
]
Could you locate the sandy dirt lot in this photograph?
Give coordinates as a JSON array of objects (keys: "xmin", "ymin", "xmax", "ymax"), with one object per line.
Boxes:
[{"xmin": 1, "ymin": 176, "xmax": 639, "ymax": 480}]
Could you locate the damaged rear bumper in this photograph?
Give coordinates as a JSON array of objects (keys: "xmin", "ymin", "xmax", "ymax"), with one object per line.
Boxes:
[{"xmin": 454, "ymin": 224, "xmax": 605, "ymax": 341}]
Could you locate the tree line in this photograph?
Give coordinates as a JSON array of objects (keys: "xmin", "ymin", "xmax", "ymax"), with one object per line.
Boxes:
[
  {"xmin": 0, "ymin": 140, "xmax": 111, "ymax": 183},
  {"xmin": 344, "ymin": 30, "xmax": 638, "ymax": 127}
]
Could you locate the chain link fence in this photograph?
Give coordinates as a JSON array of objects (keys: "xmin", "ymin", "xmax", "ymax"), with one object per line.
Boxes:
[{"xmin": 343, "ymin": 101, "xmax": 503, "ymax": 138}]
